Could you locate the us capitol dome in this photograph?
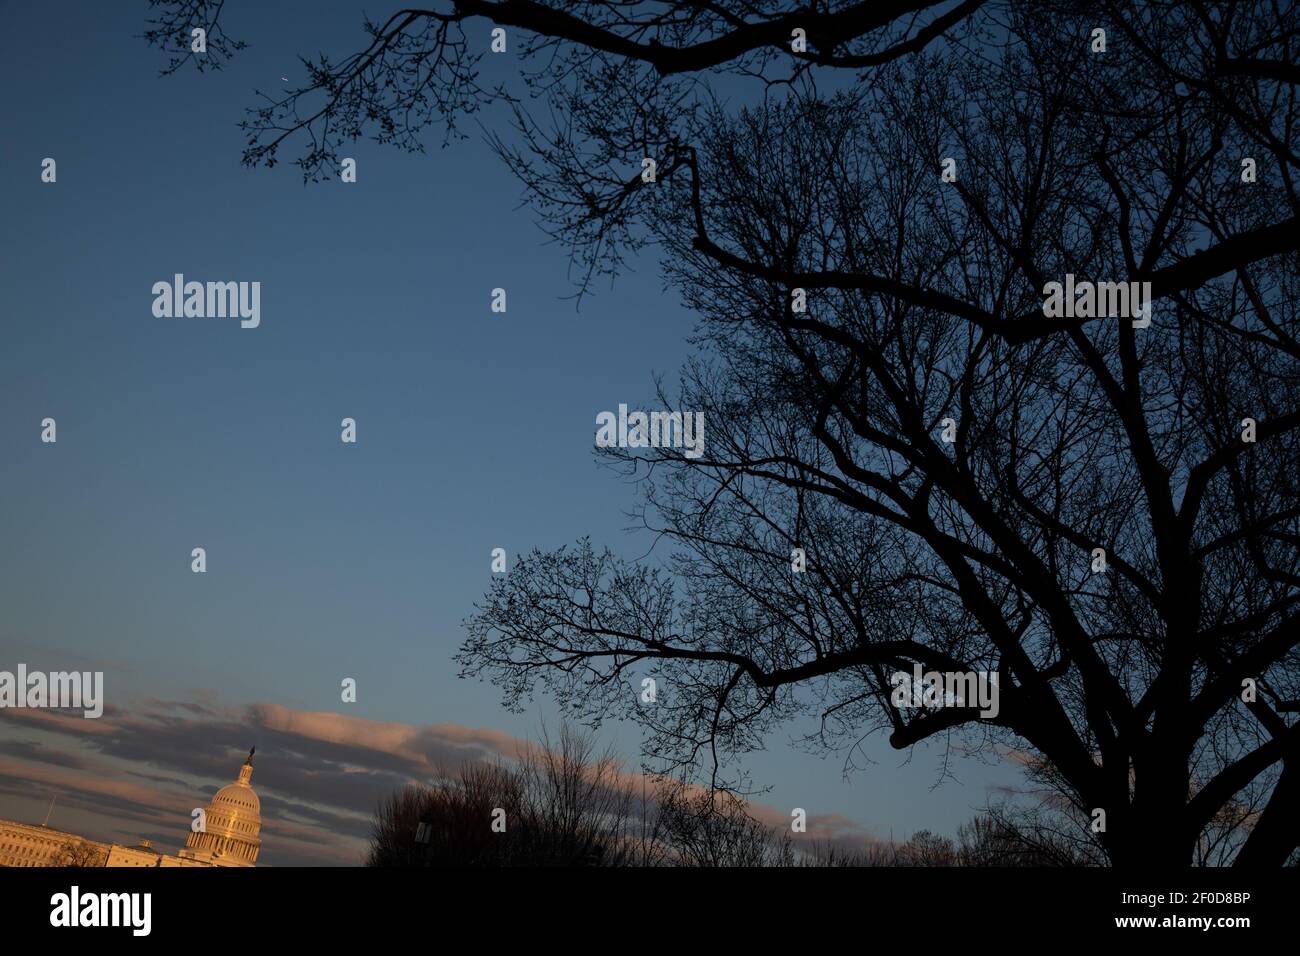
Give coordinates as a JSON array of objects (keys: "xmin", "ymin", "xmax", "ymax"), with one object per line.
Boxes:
[
  {"xmin": 0, "ymin": 746, "xmax": 266, "ymax": 868},
  {"xmin": 177, "ymin": 747, "xmax": 262, "ymax": 866}
]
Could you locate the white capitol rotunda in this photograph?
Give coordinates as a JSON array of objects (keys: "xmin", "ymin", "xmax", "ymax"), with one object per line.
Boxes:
[{"xmin": 179, "ymin": 748, "xmax": 262, "ymax": 866}]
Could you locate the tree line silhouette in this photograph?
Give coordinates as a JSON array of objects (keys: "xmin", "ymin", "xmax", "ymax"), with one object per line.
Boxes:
[{"xmin": 366, "ymin": 726, "xmax": 1091, "ymax": 866}]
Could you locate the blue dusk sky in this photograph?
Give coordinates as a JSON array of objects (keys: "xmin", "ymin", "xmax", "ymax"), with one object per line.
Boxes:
[{"xmin": 0, "ymin": 0, "xmax": 1025, "ymax": 864}]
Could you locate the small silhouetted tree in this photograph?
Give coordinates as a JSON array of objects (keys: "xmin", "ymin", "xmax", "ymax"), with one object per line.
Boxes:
[
  {"xmin": 367, "ymin": 726, "xmax": 658, "ymax": 866},
  {"xmin": 52, "ymin": 841, "xmax": 109, "ymax": 868},
  {"xmin": 655, "ymin": 778, "xmax": 795, "ymax": 867}
]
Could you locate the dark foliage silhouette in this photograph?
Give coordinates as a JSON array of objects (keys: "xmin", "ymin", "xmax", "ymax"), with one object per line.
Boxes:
[{"xmin": 364, "ymin": 724, "xmax": 1076, "ymax": 866}]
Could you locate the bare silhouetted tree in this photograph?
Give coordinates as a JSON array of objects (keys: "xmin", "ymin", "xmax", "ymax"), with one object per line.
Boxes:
[
  {"xmin": 51, "ymin": 840, "xmax": 110, "ymax": 868},
  {"xmin": 655, "ymin": 777, "xmax": 796, "ymax": 866},
  {"xmin": 459, "ymin": 4, "xmax": 1300, "ymax": 868},
  {"xmin": 368, "ymin": 726, "xmax": 658, "ymax": 866}
]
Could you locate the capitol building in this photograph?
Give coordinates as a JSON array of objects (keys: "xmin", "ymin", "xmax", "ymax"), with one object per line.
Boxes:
[{"xmin": 0, "ymin": 748, "xmax": 262, "ymax": 868}]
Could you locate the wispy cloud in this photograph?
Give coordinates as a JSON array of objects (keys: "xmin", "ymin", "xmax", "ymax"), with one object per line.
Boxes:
[{"xmin": 0, "ymin": 696, "xmax": 877, "ymax": 865}]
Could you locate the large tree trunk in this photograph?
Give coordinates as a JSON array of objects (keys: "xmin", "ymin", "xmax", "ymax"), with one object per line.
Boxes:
[{"xmin": 1234, "ymin": 756, "xmax": 1300, "ymax": 868}]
